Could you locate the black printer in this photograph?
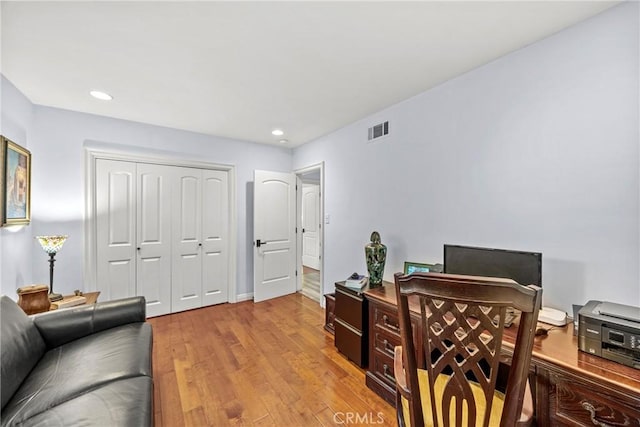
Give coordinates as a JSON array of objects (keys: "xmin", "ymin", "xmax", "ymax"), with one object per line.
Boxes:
[{"xmin": 578, "ymin": 300, "xmax": 640, "ymax": 369}]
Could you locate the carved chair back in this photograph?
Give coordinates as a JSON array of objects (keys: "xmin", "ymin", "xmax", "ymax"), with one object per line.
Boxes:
[{"xmin": 394, "ymin": 272, "xmax": 541, "ymax": 427}]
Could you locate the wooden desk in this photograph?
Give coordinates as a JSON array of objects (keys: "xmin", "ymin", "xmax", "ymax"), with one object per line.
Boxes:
[{"xmin": 365, "ymin": 284, "xmax": 640, "ymax": 426}]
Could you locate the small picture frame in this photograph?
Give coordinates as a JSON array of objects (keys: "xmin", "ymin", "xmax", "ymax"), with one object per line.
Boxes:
[
  {"xmin": 404, "ymin": 262, "xmax": 433, "ymax": 275},
  {"xmin": 2, "ymin": 136, "xmax": 31, "ymax": 226}
]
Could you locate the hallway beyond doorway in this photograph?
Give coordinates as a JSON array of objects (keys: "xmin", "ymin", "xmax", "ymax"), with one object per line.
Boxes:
[{"xmin": 301, "ymin": 266, "xmax": 320, "ymax": 302}]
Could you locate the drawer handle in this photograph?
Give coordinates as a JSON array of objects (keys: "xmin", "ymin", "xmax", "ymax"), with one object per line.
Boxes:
[
  {"xmin": 383, "ymin": 363, "xmax": 395, "ymax": 383},
  {"xmin": 382, "ymin": 314, "xmax": 400, "ymax": 332},
  {"xmin": 581, "ymin": 402, "xmax": 614, "ymax": 427},
  {"xmin": 382, "ymin": 339, "xmax": 395, "ymax": 356}
]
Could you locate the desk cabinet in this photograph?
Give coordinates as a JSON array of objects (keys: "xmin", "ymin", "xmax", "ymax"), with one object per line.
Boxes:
[
  {"xmin": 365, "ymin": 295, "xmax": 421, "ymax": 404},
  {"xmin": 334, "ymin": 282, "xmax": 368, "ymax": 368},
  {"xmin": 324, "ymin": 293, "xmax": 336, "ymax": 334},
  {"xmin": 364, "ymin": 284, "xmax": 640, "ymax": 426}
]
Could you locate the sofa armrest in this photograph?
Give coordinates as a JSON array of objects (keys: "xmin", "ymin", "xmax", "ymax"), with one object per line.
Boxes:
[{"xmin": 32, "ymin": 296, "xmax": 146, "ymax": 349}]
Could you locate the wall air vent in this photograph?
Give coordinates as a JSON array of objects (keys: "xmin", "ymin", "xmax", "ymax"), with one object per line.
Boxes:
[{"xmin": 367, "ymin": 121, "xmax": 389, "ymax": 141}]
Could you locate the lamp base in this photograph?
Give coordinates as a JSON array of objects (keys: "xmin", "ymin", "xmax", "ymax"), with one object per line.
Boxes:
[{"xmin": 48, "ymin": 293, "xmax": 63, "ymax": 302}]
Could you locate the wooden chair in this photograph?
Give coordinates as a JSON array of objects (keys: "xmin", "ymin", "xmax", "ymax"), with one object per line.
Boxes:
[{"xmin": 393, "ymin": 272, "xmax": 541, "ymax": 427}]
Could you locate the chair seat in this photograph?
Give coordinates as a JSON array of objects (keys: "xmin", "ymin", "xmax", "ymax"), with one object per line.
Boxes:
[{"xmin": 401, "ymin": 369, "xmax": 533, "ymax": 427}]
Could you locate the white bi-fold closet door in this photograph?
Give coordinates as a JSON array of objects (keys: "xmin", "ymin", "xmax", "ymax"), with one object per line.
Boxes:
[
  {"xmin": 171, "ymin": 166, "xmax": 229, "ymax": 312},
  {"xmin": 95, "ymin": 159, "xmax": 230, "ymax": 317}
]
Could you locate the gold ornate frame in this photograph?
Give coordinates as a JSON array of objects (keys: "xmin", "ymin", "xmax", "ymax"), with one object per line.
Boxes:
[{"xmin": 1, "ymin": 136, "xmax": 31, "ymax": 226}]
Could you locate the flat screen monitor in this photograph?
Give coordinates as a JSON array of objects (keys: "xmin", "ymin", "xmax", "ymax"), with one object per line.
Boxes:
[{"xmin": 443, "ymin": 244, "xmax": 542, "ymax": 286}]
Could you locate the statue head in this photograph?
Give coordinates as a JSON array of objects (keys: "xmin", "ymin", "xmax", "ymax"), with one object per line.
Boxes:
[{"xmin": 370, "ymin": 231, "xmax": 381, "ymax": 244}]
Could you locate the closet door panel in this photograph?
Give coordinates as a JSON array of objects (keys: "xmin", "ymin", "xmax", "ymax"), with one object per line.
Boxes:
[
  {"xmin": 172, "ymin": 168, "xmax": 203, "ymax": 312},
  {"xmin": 94, "ymin": 157, "xmax": 232, "ymax": 315},
  {"xmin": 202, "ymin": 170, "xmax": 229, "ymax": 306},
  {"xmin": 138, "ymin": 256, "xmax": 164, "ymax": 306},
  {"xmin": 96, "ymin": 159, "xmax": 136, "ymax": 301},
  {"xmin": 137, "ymin": 163, "xmax": 172, "ymax": 317}
]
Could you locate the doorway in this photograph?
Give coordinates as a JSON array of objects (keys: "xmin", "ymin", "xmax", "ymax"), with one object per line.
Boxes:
[{"xmin": 296, "ymin": 163, "xmax": 324, "ymax": 304}]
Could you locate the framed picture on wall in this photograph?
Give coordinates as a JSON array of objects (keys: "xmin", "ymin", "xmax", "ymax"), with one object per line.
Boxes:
[{"xmin": 1, "ymin": 136, "xmax": 31, "ymax": 226}]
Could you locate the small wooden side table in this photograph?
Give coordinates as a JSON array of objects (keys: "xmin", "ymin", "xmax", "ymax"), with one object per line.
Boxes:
[{"xmin": 50, "ymin": 291, "xmax": 100, "ymax": 310}]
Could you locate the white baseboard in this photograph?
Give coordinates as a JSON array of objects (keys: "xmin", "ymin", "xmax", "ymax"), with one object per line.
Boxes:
[{"xmin": 235, "ymin": 292, "xmax": 254, "ymax": 302}]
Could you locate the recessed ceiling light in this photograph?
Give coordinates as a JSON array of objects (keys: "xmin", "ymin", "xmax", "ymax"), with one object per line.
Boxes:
[
  {"xmin": 271, "ymin": 129, "xmax": 284, "ymax": 136},
  {"xmin": 279, "ymin": 139, "xmax": 288, "ymax": 144},
  {"xmin": 90, "ymin": 90, "xmax": 113, "ymax": 101}
]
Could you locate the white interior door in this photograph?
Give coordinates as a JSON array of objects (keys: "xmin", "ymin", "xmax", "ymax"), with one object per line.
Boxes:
[
  {"xmin": 137, "ymin": 163, "xmax": 172, "ymax": 317},
  {"xmin": 302, "ymin": 183, "xmax": 320, "ymax": 270},
  {"xmin": 202, "ymin": 169, "xmax": 229, "ymax": 306},
  {"xmin": 171, "ymin": 167, "xmax": 203, "ymax": 312},
  {"xmin": 96, "ymin": 159, "xmax": 137, "ymax": 301},
  {"xmin": 253, "ymin": 170, "xmax": 296, "ymax": 303}
]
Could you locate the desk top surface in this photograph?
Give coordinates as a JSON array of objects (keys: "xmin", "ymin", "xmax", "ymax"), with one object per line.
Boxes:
[{"xmin": 365, "ymin": 283, "xmax": 640, "ymax": 395}]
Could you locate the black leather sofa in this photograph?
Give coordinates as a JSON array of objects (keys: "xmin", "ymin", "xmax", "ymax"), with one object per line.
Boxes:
[{"xmin": 1, "ymin": 295, "xmax": 153, "ymax": 426}]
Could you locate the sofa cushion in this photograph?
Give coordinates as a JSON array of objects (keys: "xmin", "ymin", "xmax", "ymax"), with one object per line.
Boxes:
[
  {"xmin": 1, "ymin": 322, "xmax": 152, "ymax": 425},
  {"xmin": 6, "ymin": 377, "xmax": 153, "ymax": 427},
  {"xmin": 33, "ymin": 296, "xmax": 147, "ymax": 348},
  {"xmin": 0, "ymin": 296, "xmax": 46, "ymax": 410}
]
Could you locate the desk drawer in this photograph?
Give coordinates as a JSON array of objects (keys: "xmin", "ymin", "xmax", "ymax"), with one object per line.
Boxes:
[
  {"xmin": 371, "ymin": 348, "xmax": 397, "ymax": 389},
  {"xmin": 335, "ymin": 318, "xmax": 367, "ymax": 367},
  {"xmin": 549, "ymin": 372, "xmax": 640, "ymax": 426},
  {"xmin": 374, "ymin": 328, "xmax": 400, "ymax": 359},
  {"xmin": 372, "ymin": 306, "xmax": 419, "ymax": 357},
  {"xmin": 372, "ymin": 303, "xmax": 401, "ymax": 335},
  {"xmin": 336, "ymin": 288, "xmax": 365, "ymax": 331}
]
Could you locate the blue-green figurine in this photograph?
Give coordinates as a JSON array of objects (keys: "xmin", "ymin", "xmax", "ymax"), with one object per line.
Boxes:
[{"xmin": 365, "ymin": 231, "xmax": 387, "ymax": 287}]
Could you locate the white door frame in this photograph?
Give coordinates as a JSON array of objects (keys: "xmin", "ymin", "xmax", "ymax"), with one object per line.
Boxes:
[
  {"xmin": 84, "ymin": 146, "xmax": 238, "ymax": 302},
  {"xmin": 295, "ymin": 162, "xmax": 325, "ymax": 305}
]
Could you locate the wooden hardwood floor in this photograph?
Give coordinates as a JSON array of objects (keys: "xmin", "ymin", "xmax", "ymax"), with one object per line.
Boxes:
[{"xmin": 148, "ymin": 293, "xmax": 396, "ymax": 426}]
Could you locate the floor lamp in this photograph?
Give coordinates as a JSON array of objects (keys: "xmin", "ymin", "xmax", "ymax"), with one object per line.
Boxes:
[{"xmin": 35, "ymin": 235, "xmax": 68, "ymax": 302}]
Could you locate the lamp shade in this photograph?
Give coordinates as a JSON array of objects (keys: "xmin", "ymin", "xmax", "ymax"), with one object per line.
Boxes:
[{"xmin": 36, "ymin": 235, "xmax": 68, "ymax": 254}]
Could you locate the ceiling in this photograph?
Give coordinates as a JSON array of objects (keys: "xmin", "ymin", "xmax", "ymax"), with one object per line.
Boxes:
[{"xmin": 1, "ymin": 1, "xmax": 618, "ymax": 148}]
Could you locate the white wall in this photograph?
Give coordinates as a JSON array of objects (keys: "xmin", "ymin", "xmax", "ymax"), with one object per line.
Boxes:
[
  {"xmin": 293, "ymin": 2, "xmax": 640, "ymax": 313},
  {"xmin": 3, "ymin": 3, "xmax": 638, "ymax": 311},
  {"xmin": 1, "ymin": 89, "xmax": 292, "ymax": 299},
  {"xmin": 0, "ymin": 77, "xmax": 35, "ymax": 298}
]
